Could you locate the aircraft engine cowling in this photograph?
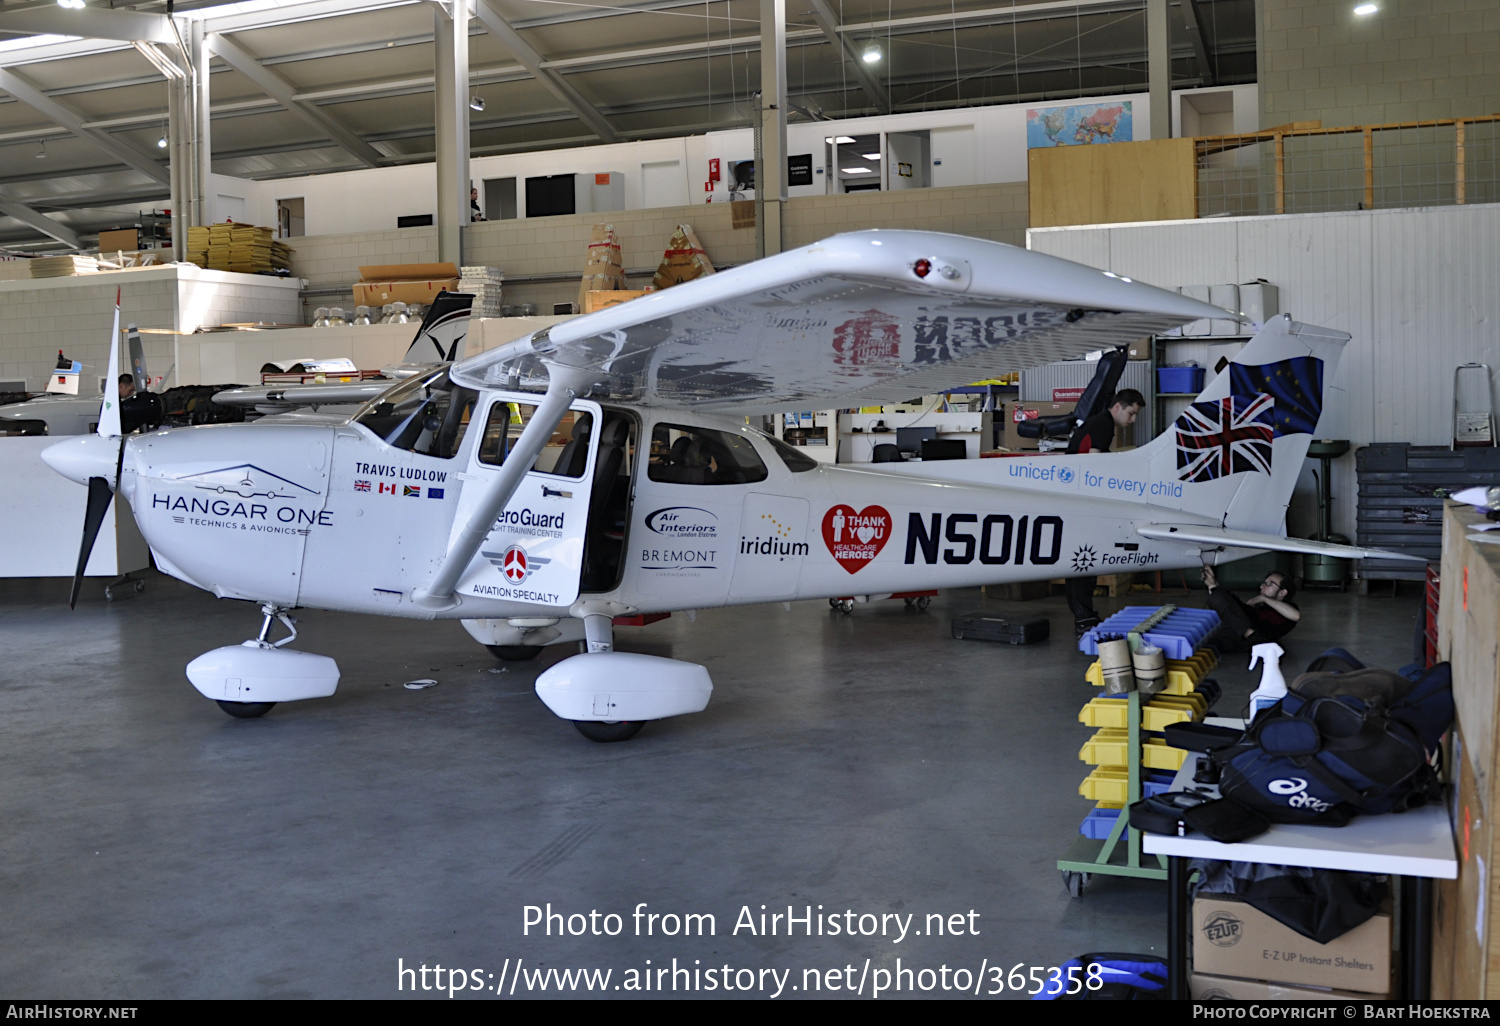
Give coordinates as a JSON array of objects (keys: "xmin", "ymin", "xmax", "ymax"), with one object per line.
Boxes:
[{"xmin": 535, "ymin": 652, "xmax": 712, "ymax": 723}]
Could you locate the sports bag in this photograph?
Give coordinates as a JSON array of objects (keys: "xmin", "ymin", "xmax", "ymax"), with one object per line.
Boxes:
[{"xmin": 1212, "ymin": 650, "xmax": 1453, "ymax": 825}]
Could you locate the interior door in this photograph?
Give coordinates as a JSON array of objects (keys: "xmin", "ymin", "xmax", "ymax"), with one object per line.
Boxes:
[{"xmin": 453, "ymin": 394, "xmax": 601, "ymax": 608}]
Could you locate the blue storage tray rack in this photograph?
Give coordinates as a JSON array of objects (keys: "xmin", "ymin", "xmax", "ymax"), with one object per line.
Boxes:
[
  {"xmin": 1077, "ymin": 605, "xmax": 1221, "ymax": 659},
  {"xmin": 1078, "ymin": 773, "xmax": 1176, "ymax": 838}
]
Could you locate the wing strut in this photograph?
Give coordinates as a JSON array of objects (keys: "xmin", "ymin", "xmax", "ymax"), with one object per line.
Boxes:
[{"xmin": 411, "ymin": 364, "xmax": 597, "ymax": 611}]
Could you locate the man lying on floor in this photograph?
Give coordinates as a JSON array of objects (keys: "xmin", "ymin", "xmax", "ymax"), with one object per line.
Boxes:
[{"xmin": 1201, "ymin": 565, "xmax": 1301, "ymax": 653}]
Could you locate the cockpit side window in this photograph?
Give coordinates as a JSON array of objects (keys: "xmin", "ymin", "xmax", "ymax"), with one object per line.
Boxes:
[
  {"xmin": 353, "ymin": 368, "xmax": 476, "ymax": 459},
  {"xmin": 647, "ymin": 423, "xmax": 769, "ymax": 485},
  {"xmin": 476, "ymin": 401, "xmax": 594, "ymax": 479}
]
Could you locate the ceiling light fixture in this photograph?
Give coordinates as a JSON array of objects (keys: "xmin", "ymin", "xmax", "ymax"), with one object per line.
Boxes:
[
  {"xmin": 862, "ymin": 45, "xmax": 881, "ymax": 63},
  {"xmin": 56, "ymin": 0, "xmax": 86, "ymax": 9},
  {"xmin": 862, "ymin": 152, "xmax": 881, "ymax": 160},
  {"xmin": 157, "ymin": 134, "xmax": 168, "ymax": 149},
  {"xmin": 841, "ymin": 166, "xmax": 873, "ymax": 174},
  {"xmin": 833, "ymin": 136, "xmax": 855, "ymax": 144},
  {"xmin": 469, "ymin": 96, "xmax": 485, "ymax": 112},
  {"xmin": 1353, "ymin": 3, "xmax": 1377, "ymax": 12}
]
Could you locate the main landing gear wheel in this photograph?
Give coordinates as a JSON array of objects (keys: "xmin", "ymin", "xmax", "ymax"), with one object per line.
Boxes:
[
  {"xmin": 217, "ymin": 700, "xmax": 276, "ymax": 719},
  {"xmin": 574, "ymin": 720, "xmax": 644, "ymax": 742},
  {"xmin": 1062, "ymin": 871, "xmax": 1090, "ymax": 898},
  {"xmin": 904, "ymin": 596, "xmax": 932, "ymax": 610},
  {"xmin": 829, "ymin": 598, "xmax": 854, "ymax": 614},
  {"xmin": 487, "ymin": 645, "xmax": 544, "ymax": 661}
]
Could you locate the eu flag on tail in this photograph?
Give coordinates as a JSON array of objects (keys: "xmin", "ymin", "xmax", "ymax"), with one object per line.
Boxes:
[{"xmin": 1229, "ymin": 356, "xmax": 1324, "ymax": 436}]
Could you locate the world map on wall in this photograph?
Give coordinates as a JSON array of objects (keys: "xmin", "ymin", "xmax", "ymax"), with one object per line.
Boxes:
[{"xmin": 1026, "ymin": 102, "xmax": 1133, "ymax": 147}]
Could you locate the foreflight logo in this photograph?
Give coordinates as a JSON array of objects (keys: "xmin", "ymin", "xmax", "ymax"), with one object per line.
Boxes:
[
  {"xmin": 1202, "ymin": 910, "xmax": 1243, "ymax": 947},
  {"xmin": 1268, "ymin": 777, "xmax": 1332, "ymax": 812},
  {"xmin": 1070, "ymin": 545, "xmax": 1098, "ymax": 573}
]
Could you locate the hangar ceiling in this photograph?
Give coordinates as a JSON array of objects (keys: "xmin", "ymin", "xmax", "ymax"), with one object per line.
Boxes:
[{"xmin": 0, "ymin": 0, "xmax": 1255, "ymax": 249}]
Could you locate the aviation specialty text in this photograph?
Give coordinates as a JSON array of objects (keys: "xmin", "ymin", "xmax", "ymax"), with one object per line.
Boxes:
[{"xmin": 523, "ymin": 902, "xmax": 980, "ymax": 943}]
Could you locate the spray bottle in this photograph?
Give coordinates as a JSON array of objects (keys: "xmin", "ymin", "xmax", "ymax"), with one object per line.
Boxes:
[{"xmin": 1247, "ymin": 642, "xmax": 1287, "ymax": 721}]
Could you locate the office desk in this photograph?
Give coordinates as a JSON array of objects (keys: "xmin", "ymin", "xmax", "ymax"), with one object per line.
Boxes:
[{"xmin": 1142, "ymin": 756, "xmax": 1457, "ymax": 999}]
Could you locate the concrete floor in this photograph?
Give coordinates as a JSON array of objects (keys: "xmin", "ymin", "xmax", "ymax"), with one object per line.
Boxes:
[{"xmin": 0, "ymin": 571, "xmax": 1421, "ymax": 999}]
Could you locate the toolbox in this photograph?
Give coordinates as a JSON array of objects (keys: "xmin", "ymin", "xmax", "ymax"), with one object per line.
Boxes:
[{"xmin": 950, "ymin": 611, "xmax": 1050, "ymax": 644}]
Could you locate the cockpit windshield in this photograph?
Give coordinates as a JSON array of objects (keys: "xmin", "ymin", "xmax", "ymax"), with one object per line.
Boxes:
[{"xmin": 352, "ymin": 366, "xmax": 478, "ymax": 459}]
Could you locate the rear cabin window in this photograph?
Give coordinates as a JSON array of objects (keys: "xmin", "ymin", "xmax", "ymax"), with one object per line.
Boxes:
[
  {"xmin": 647, "ymin": 423, "xmax": 768, "ymax": 485},
  {"xmin": 476, "ymin": 402, "xmax": 594, "ymax": 479}
]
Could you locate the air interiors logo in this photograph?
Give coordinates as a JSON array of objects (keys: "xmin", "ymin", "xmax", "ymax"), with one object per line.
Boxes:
[{"xmin": 645, "ymin": 507, "xmax": 718, "ymax": 538}]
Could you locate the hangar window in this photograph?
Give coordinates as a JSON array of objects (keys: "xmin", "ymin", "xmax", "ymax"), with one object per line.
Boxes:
[
  {"xmin": 648, "ymin": 423, "xmax": 768, "ymax": 485},
  {"xmin": 476, "ymin": 401, "xmax": 594, "ymax": 479},
  {"xmin": 354, "ymin": 368, "xmax": 477, "ymax": 459}
]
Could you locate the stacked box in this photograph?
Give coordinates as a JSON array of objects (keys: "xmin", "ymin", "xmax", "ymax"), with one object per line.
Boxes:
[
  {"xmin": 652, "ymin": 223, "xmax": 714, "ymax": 290},
  {"xmin": 186, "ymin": 225, "xmax": 210, "ymax": 268},
  {"xmin": 459, "ymin": 265, "xmax": 504, "ymax": 318},
  {"xmin": 29, "ymin": 255, "xmax": 98, "ymax": 278},
  {"xmin": 198, "ymin": 222, "xmax": 290, "ymax": 274},
  {"xmin": 578, "ymin": 223, "xmax": 625, "ymax": 307}
]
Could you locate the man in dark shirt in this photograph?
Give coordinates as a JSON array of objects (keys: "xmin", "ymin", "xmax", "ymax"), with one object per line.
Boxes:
[
  {"xmin": 1201, "ymin": 565, "xmax": 1301, "ymax": 652},
  {"xmin": 1064, "ymin": 388, "xmax": 1145, "ymax": 636}
]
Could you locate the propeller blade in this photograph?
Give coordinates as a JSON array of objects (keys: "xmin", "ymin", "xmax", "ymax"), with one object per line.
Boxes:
[{"xmin": 69, "ymin": 476, "xmax": 114, "ymax": 609}]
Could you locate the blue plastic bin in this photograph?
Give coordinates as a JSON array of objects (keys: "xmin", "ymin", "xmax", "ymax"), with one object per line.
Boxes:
[
  {"xmin": 1157, "ymin": 366, "xmax": 1205, "ymax": 394},
  {"xmin": 1078, "ymin": 773, "xmax": 1177, "ymax": 838}
]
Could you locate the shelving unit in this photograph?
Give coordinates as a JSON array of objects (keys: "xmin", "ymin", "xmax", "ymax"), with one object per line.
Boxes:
[
  {"xmin": 1149, "ymin": 334, "xmax": 1252, "ymax": 438},
  {"xmin": 1057, "ymin": 605, "xmax": 1222, "ymax": 898}
]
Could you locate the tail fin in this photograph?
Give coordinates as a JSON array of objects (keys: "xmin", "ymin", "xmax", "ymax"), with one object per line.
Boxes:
[
  {"xmin": 402, "ymin": 291, "xmax": 476, "ymax": 364},
  {"xmin": 1131, "ymin": 315, "xmax": 1349, "ymax": 533}
]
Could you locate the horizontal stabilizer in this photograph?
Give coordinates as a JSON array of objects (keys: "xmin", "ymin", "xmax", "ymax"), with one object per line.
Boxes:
[{"xmin": 1137, "ymin": 524, "xmax": 1427, "ymax": 562}]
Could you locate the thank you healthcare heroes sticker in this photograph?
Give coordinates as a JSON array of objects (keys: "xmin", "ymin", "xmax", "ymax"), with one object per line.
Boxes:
[{"xmin": 822, "ymin": 505, "xmax": 891, "ymax": 574}]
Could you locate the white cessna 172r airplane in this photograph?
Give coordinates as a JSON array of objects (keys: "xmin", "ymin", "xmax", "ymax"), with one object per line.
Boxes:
[{"xmin": 42, "ymin": 230, "xmax": 1415, "ymax": 741}]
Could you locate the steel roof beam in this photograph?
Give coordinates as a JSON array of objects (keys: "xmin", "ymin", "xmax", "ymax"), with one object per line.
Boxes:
[
  {"xmin": 804, "ymin": 0, "xmax": 888, "ymax": 114},
  {"xmin": 1177, "ymin": 0, "xmax": 1214, "ymax": 86},
  {"xmin": 0, "ymin": 66, "xmax": 170, "ymax": 184},
  {"xmin": 0, "ymin": 5, "xmax": 174, "ymax": 45},
  {"xmin": 207, "ymin": 32, "xmax": 387, "ymax": 167},
  {"xmin": 472, "ymin": 0, "xmax": 617, "ymax": 143},
  {"xmin": 0, "ymin": 193, "xmax": 81, "ymax": 248}
]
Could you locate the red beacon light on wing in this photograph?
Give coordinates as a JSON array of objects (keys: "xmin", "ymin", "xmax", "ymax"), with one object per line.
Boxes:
[{"xmin": 912, "ymin": 258, "xmax": 932, "ymax": 278}]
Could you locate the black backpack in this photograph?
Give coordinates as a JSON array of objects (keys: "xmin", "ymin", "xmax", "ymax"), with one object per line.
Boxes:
[{"xmin": 1211, "ymin": 650, "xmax": 1453, "ymax": 826}]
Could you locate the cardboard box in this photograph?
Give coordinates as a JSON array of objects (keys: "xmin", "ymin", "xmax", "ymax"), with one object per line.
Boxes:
[
  {"xmin": 1127, "ymin": 338, "xmax": 1151, "ymax": 360},
  {"xmin": 1239, "ymin": 280, "xmax": 1280, "ymax": 326},
  {"xmin": 583, "ymin": 290, "xmax": 651, "ymax": 314},
  {"xmin": 1192, "ymin": 895, "xmax": 1391, "ymax": 994},
  {"xmin": 653, "ymin": 223, "xmax": 714, "ymax": 290},
  {"xmin": 98, "ymin": 228, "xmax": 138, "ymax": 253},
  {"xmin": 354, "ymin": 263, "xmax": 460, "ymax": 307},
  {"xmin": 1191, "ymin": 973, "xmax": 1386, "ymax": 1000},
  {"xmin": 1008, "ymin": 400, "xmax": 1072, "ymax": 451}
]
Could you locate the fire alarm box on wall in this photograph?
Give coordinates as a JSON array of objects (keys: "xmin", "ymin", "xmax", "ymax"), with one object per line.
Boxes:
[{"xmin": 708, "ymin": 158, "xmax": 721, "ymax": 183}]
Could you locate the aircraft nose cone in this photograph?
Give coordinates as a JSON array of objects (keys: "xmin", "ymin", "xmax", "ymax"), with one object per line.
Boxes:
[{"xmin": 41, "ymin": 434, "xmax": 119, "ymax": 486}]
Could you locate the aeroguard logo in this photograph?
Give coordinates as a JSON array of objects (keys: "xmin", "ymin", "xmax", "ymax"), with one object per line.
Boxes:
[
  {"xmin": 1202, "ymin": 910, "xmax": 1243, "ymax": 947},
  {"xmin": 482, "ymin": 544, "xmax": 551, "ymax": 584}
]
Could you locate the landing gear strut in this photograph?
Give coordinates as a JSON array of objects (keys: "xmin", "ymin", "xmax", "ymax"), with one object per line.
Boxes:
[{"xmin": 213, "ymin": 603, "xmax": 299, "ymax": 719}]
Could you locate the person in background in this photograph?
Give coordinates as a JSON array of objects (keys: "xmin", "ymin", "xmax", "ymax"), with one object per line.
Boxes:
[
  {"xmin": 1064, "ymin": 388, "xmax": 1146, "ymax": 637},
  {"xmin": 118, "ymin": 373, "xmax": 135, "ymax": 399},
  {"xmin": 1202, "ymin": 566, "xmax": 1300, "ymax": 653},
  {"xmin": 470, "ymin": 188, "xmax": 486, "ymax": 222}
]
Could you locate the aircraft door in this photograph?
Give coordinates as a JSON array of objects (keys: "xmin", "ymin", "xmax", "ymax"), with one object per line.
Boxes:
[
  {"xmin": 728, "ymin": 494, "xmax": 810, "ymax": 602},
  {"xmin": 452, "ymin": 394, "xmax": 601, "ymax": 609}
]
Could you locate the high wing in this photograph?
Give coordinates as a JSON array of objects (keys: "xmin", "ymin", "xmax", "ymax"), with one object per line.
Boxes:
[
  {"xmin": 214, "ymin": 292, "xmax": 475, "ymax": 410},
  {"xmin": 1136, "ymin": 524, "xmax": 1427, "ymax": 561},
  {"xmin": 449, "ymin": 230, "xmax": 1227, "ymax": 411}
]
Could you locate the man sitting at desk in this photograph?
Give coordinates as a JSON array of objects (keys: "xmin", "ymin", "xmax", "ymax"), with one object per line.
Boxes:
[{"xmin": 1201, "ymin": 565, "xmax": 1301, "ymax": 652}]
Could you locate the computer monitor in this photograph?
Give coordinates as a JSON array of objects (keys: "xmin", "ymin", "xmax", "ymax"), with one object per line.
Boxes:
[
  {"xmin": 896, "ymin": 426, "xmax": 937, "ymax": 454},
  {"xmin": 921, "ymin": 439, "xmax": 968, "ymax": 461}
]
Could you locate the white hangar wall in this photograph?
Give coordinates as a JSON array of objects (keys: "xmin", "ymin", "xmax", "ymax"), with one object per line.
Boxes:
[{"xmin": 1029, "ymin": 203, "xmax": 1500, "ymax": 542}]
